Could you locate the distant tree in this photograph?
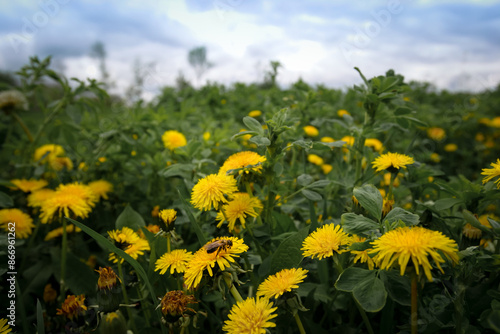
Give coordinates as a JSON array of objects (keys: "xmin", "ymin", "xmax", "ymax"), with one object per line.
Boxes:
[
  {"xmin": 261, "ymin": 60, "xmax": 282, "ymax": 88},
  {"xmin": 125, "ymin": 58, "xmax": 156, "ymax": 103},
  {"xmin": 90, "ymin": 41, "xmax": 111, "ymax": 88},
  {"xmin": 188, "ymin": 46, "xmax": 213, "ymax": 84}
]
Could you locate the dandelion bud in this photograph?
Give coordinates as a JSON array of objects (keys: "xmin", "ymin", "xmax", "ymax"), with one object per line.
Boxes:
[
  {"xmin": 96, "ymin": 267, "xmax": 122, "ymax": 312},
  {"xmin": 99, "ymin": 311, "xmax": 127, "ymax": 334}
]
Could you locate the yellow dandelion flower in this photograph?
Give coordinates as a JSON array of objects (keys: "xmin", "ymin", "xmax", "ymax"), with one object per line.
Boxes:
[
  {"xmin": 159, "ymin": 209, "xmax": 177, "ymax": 227},
  {"xmin": 365, "ymin": 138, "xmax": 384, "ymax": 152},
  {"xmin": 33, "ymin": 144, "xmax": 65, "ymax": 164},
  {"xmin": 430, "ymin": 153, "xmax": 441, "ymax": 163},
  {"xmin": 57, "ymin": 182, "xmax": 98, "ymax": 207},
  {"xmin": 131, "ymin": 150, "xmax": 137, "ymax": 156},
  {"xmin": 302, "ymin": 224, "xmax": 351, "ymax": 260},
  {"xmin": 219, "ymin": 151, "xmax": 266, "ymax": 175},
  {"xmin": 132, "ymin": 134, "xmax": 138, "ymax": 140},
  {"xmin": 10, "ymin": 178, "xmax": 48, "ymax": 193},
  {"xmin": 382, "ymin": 195, "xmax": 395, "ymax": 216},
  {"xmin": 155, "ymin": 249, "xmax": 193, "ymax": 275},
  {"xmin": 303, "ymin": 125, "xmax": 319, "ymax": 137},
  {"xmin": 341, "ymin": 135, "xmax": 355, "ymax": 147},
  {"xmin": 372, "ymin": 152, "xmax": 414, "ymax": 173},
  {"xmin": 321, "ymin": 164, "xmax": 333, "ymax": 174},
  {"xmin": 39, "ymin": 187, "xmax": 94, "ymax": 224},
  {"xmin": 248, "ymin": 110, "xmax": 262, "ymax": 117},
  {"xmin": 151, "ymin": 205, "xmax": 160, "ymax": 218},
  {"xmin": 44, "ymin": 224, "xmax": 81, "ymax": 241},
  {"xmin": 0, "ymin": 318, "xmax": 12, "ymax": 334},
  {"xmin": 223, "ymin": 297, "xmax": 277, "ymax": 334},
  {"xmin": 490, "ymin": 116, "xmax": 500, "ymax": 128},
  {"xmin": 351, "ymin": 250, "xmax": 376, "ymax": 270},
  {"xmin": 0, "ymin": 208, "xmax": 34, "ymax": 239},
  {"xmin": 56, "ymin": 295, "xmax": 87, "ymax": 320},
  {"xmin": 50, "ymin": 156, "xmax": 73, "ymax": 171},
  {"xmin": 320, "ymin": 136, "xmax": 335, "ymax": 143},
  {"xmin": 160, "ymin": 290, "xmax": 197, "ymax": 319},
  {"xmin": 307, "ymin": 154, "xmax": 324, "ymax": 166},
  {"xmin": 78, "ymin": 162, "xmax": 88, "ymax": 171},
  {"xmin": 203, "ymin": 131, "xmax": 211, "ymax": 141},
  {"xmin": 27, "ymin": 188, "xmax": 55, "ymax": 208},
  {"xmin": 190, "ymin": 173, "xmax": 238, "ymax": 211},
  {"xmin": 108, "ymin": 227, "xmax": 150, "ymax": 263},
  {"xmin": 256, "ymin": 268, "xmax": 308, "ymax": 299},
  {"xmin": 482, "ymin": 159, "xmax": 500, "ymax": 188},
  {"xmin": 162, "ymin": 130, "xmax": 187, "ymax": 150},
  {"xmin": 184, "ymin": 236, "xmax": 248, "ymax": 289},
  {"xmin": 88, "ymin": 180, "xmax": 113, "ymax": 200},
  {"xmin": 444, "ymin": 143, "xmax": 458, "ymax": 152},
  {"xmin": 337, "ymin": 109, "xmax": 350, "ymax": 117},
  {"xmin": 427, "ymin": 127, "xmax": 446, "ymax": 141},
  {"xmin": 216, "ymin": 193, "xmax": 263, "ymax": 232},
  {"xmin": 462, "ymin": 223, "xmax": 482, "ymax": 239},
  {"xmin": 369, "ymin": 226, "xmax": 459, "ymax": 281}
]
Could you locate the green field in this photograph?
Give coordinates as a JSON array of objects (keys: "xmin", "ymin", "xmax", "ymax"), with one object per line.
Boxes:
[{"xmin": 1, "ymin": 56, "xmax": 500, "ymax": 334}]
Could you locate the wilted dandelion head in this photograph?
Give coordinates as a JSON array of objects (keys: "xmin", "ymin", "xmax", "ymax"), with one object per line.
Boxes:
[
  {"xmin": 223, "ymin": 297, "xmax": 277, "ymax": 334},
  {"xmin": 56, "ymin": 295, "xmax": 87, "ymax": 320},
  {"xmin": 160, "ymin": 290, "xmax": 197, "ymax": 321},
  {"xmin": 369, "ymin": 226, "xmax": 459, "ymax": 281},
  {"xmin": 0, "ymin": 90, "xmax": 28, "ymax": 111},
  {"xmin": 96, "ymin": 267, "xmax": 121, "ymax": 290}
]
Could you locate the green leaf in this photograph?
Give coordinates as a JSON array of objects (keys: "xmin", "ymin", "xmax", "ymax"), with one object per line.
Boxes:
[
  {"xmin": 302, "ymin": 189, "xmax": 322, "ymax": 201},
  {"xmin": 307, "ymin": 180, "xmax": 332, "ymax": 189},
  {"xmin": 353, "ymin": 276, "xmax": 387, "ymax": 312},
  {"xmin": 487, "ymin": 309, "xmax": 500, "ymax": 332},
  {"xmin": 249, "ymin": 136, "xmax": 271, "ymax": 147},
  {"xmin": 0, "ymin": 191, "xmax": 13, "ymax": 208},
  {"xmin": 178, "ymin": 187, "xmax": 207, "ymax": 245},
  {"xmin": 37, "ymin": 299, "xmax": 45, "ymax": 334},
  {"xmin": 383, "ymin": 207, "xmax": 419, "ymax": 226},
  {"xmin": 463, "ymin": 210, "xmax": 492, "ymax": 234},
  {"xmin": 297, "ymin": 174, "xmax": 314, "ymax": 187},
  {"xmin": 243, "ymin": 116, "xmax": 264, "ymax": 135},
  {"xmin": 269, "ymin": 227, "xmax": 309, "ymax": 275},
  {"xmin": 394, "ymin": 107, "xmax": 413, "ymax": 115},
  {"xmin": 434, "ymin": 198, "xmax": 463, "ymax": 211},
  {"xmin": 335, "ymin": 267, "xmax": 376, "ymax": 292},
  {"xmin": 379, "ymin": 270, "xmax": 411, "ymax": 306},
  {"xmin": 66, "ymin": 217, "xmax": 167, "ymax": 334},
  {"xmin": 64, "ymin": 252, "xmax": 98, "ymax": 295},
  {"xmin": 159, "ymin": 163, "xmax": 195, "ymax": 179},
  {"xmin": 312, "ymin": 141, "xmax": 346, "ymax": 149},
  {"xmin": 231, "ymin": 130, "xmax": 259, "ymax": 141},
  {"xmin": 115, "ymin": 204, "xmax": 146, "ymax": 231},
  {"xmin": 341, "ymin": 213, "xmax": 379, "ymax": 235},
  {"xmin": 292, "ymin": 140, "xmax": 313, "ymax": 149},
  {"xmin": 353, "ymin": 184, "xmax": 383, "ymax": 220}
]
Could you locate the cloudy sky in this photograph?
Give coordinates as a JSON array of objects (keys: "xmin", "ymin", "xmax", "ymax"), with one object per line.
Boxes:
[{"xmin": 1, "ymin": 0, "xmax": 500, "ymax": 99}]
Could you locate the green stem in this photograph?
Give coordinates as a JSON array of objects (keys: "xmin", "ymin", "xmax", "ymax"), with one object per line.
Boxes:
[
  {"xmin": 167, "ymin": 233, "xmax": 171, "ymax": 253},
  {"xmin": 60, "ymin": 217, "xmax": 68, "ymax": 296},
  {"xmin": 411, "ymin": 272, "xmax": 418, "ymax": 334},
  {"xmin": 354, "ymin": 299, "xmax": 375, "ymax": 334},
  {"xmin": 294, "ymin": 312, "xmax": 306, "ymax": 334},
  {"xmin": 223, "ymin": 273, "xmax": 244, "ymax": 303},
  {"xmin": 11, "ymin": 112, "xmax": 34, "ymax": 142},
  {"xmin": 118, "ymin": 262, "xmax": 137, "ymax": 333}
]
